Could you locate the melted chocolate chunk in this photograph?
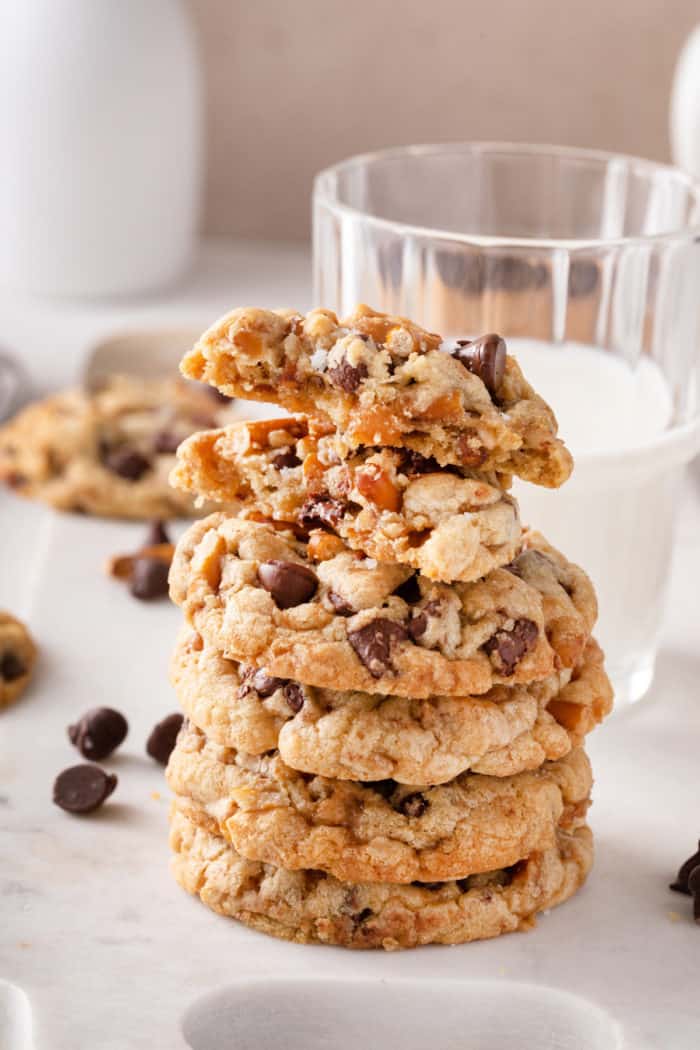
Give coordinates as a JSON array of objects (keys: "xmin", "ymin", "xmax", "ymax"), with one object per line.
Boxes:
[
  {"xmin": 258, "ymin": 560, "xmax": 318, "ymax": 609},
  {"xmin": 271, "ymin": 448, "xmax": 301, "ymax": 470},
  {"xmin": 130, "ymin": 557, "xmax": 170, "ymax": 601},
  {"xmin": 284, "ymin": 682, "xmax": 305, "ymax": 712},
  {"xmin": 146, "ymin": 712, "xmax": 184, "ymax": 765},
  {"xmin": 327, "ymin": 591, "xmax": 355, "ymax": 616},
  {"xmin": 146, "ymin": 520, "xmax": 170, "ymax": 546},
  {"xmin": 0, "ymin": 651, "xmax": 26, "ymax": 681},
  {"xmin": 348, "ymin": 619, "xmax": 408, "ymax": 678},
  {"xmin": 102, "ymin": 447, "xmax": 151, "ymax": 481},
  {"xmin": 327, "ymin": 359, "xmax": 368, "ymax": 393},
  {"xmin": 238, "ymin": 667, "xmax": 287, "ymax": 699},
  {"xmin": 68, "ymin": 707, "xmax": 128, "ymax": 760},
  {"xmin": 688, "ymin": 867, "xmax": 700, "ymax": 924},
  {"xmin": 298, "ymin": 496, "xmax": 346, "ymax": 530},
  {"xmin": 454, "ymin": 334, "xmax": 507, "ymax": 397},
  {"xmin": 483, "ymin": 618, "xmax": 539, "ymax": 675},
  {"xmin": 53, "ymin": 764, "xmax": 117, "ymax": 815},
  {"xmin": 408, "ymin": 599, "xmax": 442, "ymax": 641}
]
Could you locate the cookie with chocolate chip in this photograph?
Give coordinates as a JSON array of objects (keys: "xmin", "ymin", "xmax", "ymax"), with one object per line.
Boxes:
[
  {"xmin": 179, "ymin": 305, "xmax": 572, "ymax": 487},
  {"xmin": 166, "ymin": 719, "xmax": 592, "ymax": 884},
  {"xmin": 0, "ymin": 374, "xmax": 235, "ymax": 519},
  {"xmin": 171, "ymin": 416, "xmax": 522, "ymax": 583},
  {"xmin": 171, "ymin": 628, "xmax": 611, "ymax": 783},
  {"xmin": 0, "ymin": 612, "xmax": 37, "ymax": 708},
  {"xmin": 170, "ymin": 800, "xmax": 593, "ymax": 949},
  {"xmin": 168, "ymin": 515, "xmax": 596, "ymax": 699}
]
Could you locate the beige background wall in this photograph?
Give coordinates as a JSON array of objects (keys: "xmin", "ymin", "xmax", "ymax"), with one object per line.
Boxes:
[{"xmin": 191, "ymin": 0, "xmax": 699, "ymax": 239}]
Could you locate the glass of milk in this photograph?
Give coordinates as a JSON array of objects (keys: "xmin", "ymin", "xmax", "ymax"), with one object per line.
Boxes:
[{"xmin": 313, "ymin": 143, "xmax": 700, "ymax": 708}]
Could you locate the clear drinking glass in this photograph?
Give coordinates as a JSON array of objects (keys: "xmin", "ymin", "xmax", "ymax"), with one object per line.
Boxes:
[{"xmin": 313, "ymin": 143, "xmax": 700, "ymax": 709}]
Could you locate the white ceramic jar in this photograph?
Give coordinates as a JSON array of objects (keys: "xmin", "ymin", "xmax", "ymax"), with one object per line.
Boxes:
[
  {"xmin": 671, "ymin": 25, "xmax": 700, "ymax": 177},
  {"xmin": 0, "ymin": 0, "xmax": 203, "ymax": 297}
]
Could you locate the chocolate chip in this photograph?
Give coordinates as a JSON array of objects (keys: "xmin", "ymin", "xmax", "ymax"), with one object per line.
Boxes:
[
  {"xmin": 483, "ymin": 618, "xmax": 539, "ymax": 676},
  {"xmin": 670, "ymin": 840, "xmax": 700, "ymax": 895},
  {"xmin": 5, "ymin": 471, "xmax": 27, "ymax": 489},
  {"xmin": 102, "ymin": 447, "xmax": 151, "ymax": 481},
  {"xmin": 408, "ymin": 599, "xmax": 442, "ymax": 641},
  {"xmin": 238, "ymin": 667, "xmax": 287, "ymax": 699},
  {"xmin": 146, "ymin": 712, "xmax": 184, "ymax": 764},
  {"xmin": 152, "ymin": 430, "xmax": 181, "ymax": 455},
  {"xmin": 398, "ymin": 792, "xmax": 428, "ymax": 818},
  {"xmin": 0, "ymin": 651, "xmax": 26, "ymax": 681},
  {"xmin": 271, "ymin": 448, "xmax": 301, "ymax": 470},
  {"xmin": 258, "ymin": 560, "xmax": 318, "ymax": 608},
  {"xmin": 398, "ymin": 450, "xmax": 441, "ymax": 475},
  {"xmin": 393, "ymin": 574, "xmax": 421, "ymax": 605},
  {"xmin": 146, "ymin": 520, "xmax": 170, "ymax": 546},
  {"xmin": 454, "ymin": 334, "xmax": 507, "ymax": 396},
  {"xmin": 456, "ymin": 430, "xmax": 488, "ymax": 467},
  {"xmin": 327, "ymin": 591, "xmax": 355, "ymax": 616},
  {"xmin": 327, "ymin": 359, "xmax": 368, "ymax": 393},
  {"xmin": 299, "ymin": 496, "xmax": 346, "ymax": 530},
  {"xmin": 68, "ymin": 707, "xmax": 128, "ymax": 760},
  {"xmin": 52, "ymin": 764, "xmax": 117, "ymax": 814},
  {"xmin": 130, "ymin": 557, "xmax": 170, "ymax": 601},
  {"xmin": 284, "ymin": 682, "xmax": 305, "ymax": 712},
  {"xmin": 348, "ymin": 619, "xmax": 408, "ymax": 677},
  {"xmin": 688, "ymin": 866, "xmax": 700, "ymax": 924}
]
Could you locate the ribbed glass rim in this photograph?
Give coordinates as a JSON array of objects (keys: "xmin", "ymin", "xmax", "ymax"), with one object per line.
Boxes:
[{"xmin": 313, "ymin": 142, "xmax": 700, "ymax": 249}]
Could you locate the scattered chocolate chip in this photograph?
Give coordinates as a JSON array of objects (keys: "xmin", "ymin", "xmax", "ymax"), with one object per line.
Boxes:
[
  {"xmin": 102, "ymin": 447, "xmax": 151, "ymax": 481},
  {"xmin": 68, "ymin": 707, "xmax": 128, "ymax": 760},
  {"xmin": 299, "ymin": 496, "xmax": 346, "ymax": 530},
  {"xmin": 238, "ymin": 667, "xmax": 287, "ymax": 699},
  {"xmin": 146, "ymin": 712, "xmax": 184, "ymax": 764},
  {"xmin": 456, "ymin": 430, "xmax": 488, "ymax": 467},
  {"xmin": 327, "ymin": 359, "xmax": 368, "ymax": 393},
  {"xmin": 454, "ymin": 334, "xmax": 507, "ymax": 396},
  {"xmin": 483, "ymin": 618, "xmax": 539, "ymax": 676},
  {"xmin": 0, "ymin": 651, "xmax": 26, "ymax": 681},
  {"xmin": 408, "ymin": 599, "xmax": 442, "ymax": 641},
  {"xmin": 393, "ymin": 574, "xmax": 421, "ymax": 605},
  {"xmin": 327, "ymin": 591, "xmax": 355, "ymax": 616},
  {"xmin": 398, "ymin": 450, "xmax": 441, "ymax": 475},
  {"xmin": 53, "ymin": 764, "xmax": 117, "ymax": 815},
  {"xmin": 284, "ymin": 682, "xmax": 305, "ymax": 712},
  {"xmin": 258, "ymin": 560, "xmax": 318, "ymax": 609},
  {"xmin": 130, "ymin": 556, "xmax": 170, "ymax": 601},
  {"xmin": 670, "ymin": 840, "xmax": 700, "ymax": 894},
  {"xmin": 688, "ymin": 867, "xmax": 700, "ymax": 924},
  {"xmin": 152, "ymin": 430, "xmax": 181, "ymax": 455},
  {"xmin": 398, "ymin": 792, "xmax": 428, "ymax": 818},
  {"xmin": 271, "ymin": 448, "xmax": 301, "ymax": 470},
  {"xmin": 348, "ymin": 619, "xmax": 408, "ymax": 677},
  {"xmin": 146, "ymin": 520, "xmax": 170, "ymax": 546}
]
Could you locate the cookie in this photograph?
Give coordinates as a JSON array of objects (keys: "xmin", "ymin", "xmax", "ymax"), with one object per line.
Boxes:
[
  {"xmin": 180, "ymin": 305, "xmax": 572, "ymax": 487},
  {"xmin": 0, "ymin": 375, "xmax": 234, "ymax": 518},
  {"xmin": 166, "ymin": 722, "xmax": 592, "ymax": 883},
  {"xmin": 0, "ymin": 612, "xmax": 37, "ymax": 708},
  {"xmin": 169, "ymin": 515, "xmax": 596, "ymax": 698},
  {"xmin": 170, "ymin": 801, "xmax": 593, "ymax": 949},
  {"xmin": 171, "ymin": 416, "xmax": 521, "ymax": 583},
  {"xmin": 171, "ymin": 630, "xmax": 609, "ymax": 784}
]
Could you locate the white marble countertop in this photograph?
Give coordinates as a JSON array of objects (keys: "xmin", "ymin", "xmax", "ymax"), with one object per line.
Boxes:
[{"xmin": 1, "ymin": 240, "xmax": 698, "ymax": 1050}]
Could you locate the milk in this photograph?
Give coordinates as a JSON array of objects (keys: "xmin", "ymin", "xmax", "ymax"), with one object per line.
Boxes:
[{"xmin": 509, "ymin": 340, "xmax": 681, "ymax": 707}]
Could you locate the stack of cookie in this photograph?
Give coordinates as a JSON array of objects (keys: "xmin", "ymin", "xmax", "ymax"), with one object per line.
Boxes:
[{"xmin": 165, "ymin": 305, "xmax": 613, "ymax": 950}]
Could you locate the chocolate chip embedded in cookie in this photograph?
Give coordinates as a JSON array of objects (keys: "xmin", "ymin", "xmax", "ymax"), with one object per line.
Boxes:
[
  {"xmin": 170, "ymin": 802, "xmax": 593, "ymax": 949},
  {"xmin": 166, "ymin": 720, "xmax": 592, "ymax": 884},
  {"xmin": 169, "ymin": 514, "xmax": 595, "ymax": 698},
  {"xmin": 179, "ymin": 305, "xmax": 572, "ymax": 487},
  {"xmin": 171, "ymin": 417, "xmax": 522, "ymax": 584},
  {"xmin": 0, "ymin": 612, "xmax": 37, "ymax": 709},
  {"xmin": 0, "ymin": 375, "xmax": 235, "ymax": 519}
]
